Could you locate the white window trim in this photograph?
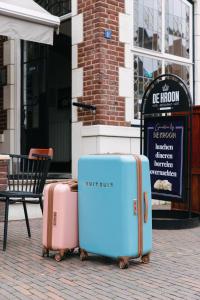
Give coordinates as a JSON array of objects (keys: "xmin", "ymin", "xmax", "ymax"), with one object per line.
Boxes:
[
  {"xmin": 131, "ymin": 47, "xmax": 193, "ymax": 65},
  {"xmin": 60, "ymin": 12, "xmax": 72, "ymax": 22},
  {"xmin": 131, "ymin": 0, "xmax": 193, "ymax": 125}
]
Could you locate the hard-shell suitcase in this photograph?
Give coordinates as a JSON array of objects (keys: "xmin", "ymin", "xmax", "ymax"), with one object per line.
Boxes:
[
  {"xmin": 42, "ymin": 180, "xmax": 78, "ymax": 261},
  {"xmin": 78, "ymin": 154, "xmax": 152, "ymax": 268}
]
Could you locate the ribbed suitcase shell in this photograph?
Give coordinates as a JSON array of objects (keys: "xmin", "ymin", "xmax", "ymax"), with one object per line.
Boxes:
[
  {"xmin": 78, "ymin": 155, "xmax": 152, "ymax": 259},
  {"xmin": 42, "ymin": 182, "xmax": 78, "ymax": 252}
]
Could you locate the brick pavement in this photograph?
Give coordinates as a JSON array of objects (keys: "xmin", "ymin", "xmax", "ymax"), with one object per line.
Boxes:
[{"xmin": 0, "ymin": 219, "xmax": 200, "ymax": 300}]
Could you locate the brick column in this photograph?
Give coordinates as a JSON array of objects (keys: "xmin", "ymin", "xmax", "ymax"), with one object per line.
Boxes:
[
  {"xmin": 77, "ymin": 0, "xmax": 127, "ymax": 126},
  {"xmin": 71, "ymin": 0, "xmax": 137, "ymax": 177},
  {"xmin": 0, "ymin": 157, "xmax": 9, "ymax": 222}
]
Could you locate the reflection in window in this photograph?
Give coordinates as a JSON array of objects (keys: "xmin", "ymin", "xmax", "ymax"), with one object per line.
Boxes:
[
  {"xmin": 133, "ymin": 0, "xmax": 193, "ymax": 121},
  {"xmin": 134, "ymin": 0, "xmax": 191, "ymax": 59},
  {"xmin": 23, "ymin": 42, "xmax": 47, "ymax": 63},
  {"xmin": 134, "ymin": 0, "xmax": 162, "ymax": 52},
  {"xmin": 165, "ymin": 62, "xmax": 190, "ymax": 87},
  {"xmin": 134, "ymin": 55, "xmax": 162, "ymax": 119},
  {"xmin": 35, "ymin": 0, "xmax": 71, "ymax": 16},
  {"xmin": 165, "ymin": 0, "xmax": 190, "ymax": 58},
  {"xmin": 22, "ymin": 42, "xmax": 47, "ymax": 129}
]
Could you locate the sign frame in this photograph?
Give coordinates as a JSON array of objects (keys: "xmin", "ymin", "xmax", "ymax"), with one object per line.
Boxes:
[
  {"xmin": 140, "ymin": 74, "xmax": 192, "ymax": 209},
  {"xmin": 143, "ymin": 78, "xmax": 189, "ymax": 114},
  {"xmin": 144, "ymin": 115, "xmax": 188, "ymax": 202}
]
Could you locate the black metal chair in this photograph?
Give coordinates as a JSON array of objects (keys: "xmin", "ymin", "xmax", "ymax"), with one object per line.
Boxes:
[
  {"xmin": 0, "ymin": 153, "xmax": 52, "ymax": 251},
  {"xmin": 28, "ymin": 148, "xmax": 53, "ymax": 212}
]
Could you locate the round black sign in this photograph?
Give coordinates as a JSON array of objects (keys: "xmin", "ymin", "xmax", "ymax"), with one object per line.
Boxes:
[{"xmin": 143, "ymin": 78, "xmax": 190, "ymax": 114}]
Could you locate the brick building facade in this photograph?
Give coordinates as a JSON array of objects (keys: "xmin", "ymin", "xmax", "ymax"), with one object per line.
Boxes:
[
  {"xmin": 0, "ymin": 0, "xmax": 197, "ymax": 178},
  {"xmin": 72, "ymin": 0, "xmax": 138, "ymax": 176},
  {"xmin": 77, "ymin": 0, "xmax": 126, "ymax": 126}
]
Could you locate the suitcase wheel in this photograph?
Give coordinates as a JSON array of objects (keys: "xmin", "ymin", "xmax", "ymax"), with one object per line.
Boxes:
[
  {"xmin": 80, "ymin": 249, "xmax": 88, "ymax": 261},
  {"xmin": 67, "ymin": 249, "xmax": 74, "ymax": 255},
  {"xmin": 119, "ymin": 257, "xmax": 129, "ymax": 269},
  {"xmin": 63, "ymin": 249, "xmax": 75, "ymax": 257},
  {"xmin": 55, "ymin": 250, "xmax": 65, "ymax": 262},
  {"xmin": 42, "ymin": 247, "xmax": 49, "ymax": 258},
  {"xmin": 54, "ymin": 253, "xmax": 62, "ymax": 262},
  {"xmin": 141, "ymin": 253, "xmax": 150, "ymax": 264}
]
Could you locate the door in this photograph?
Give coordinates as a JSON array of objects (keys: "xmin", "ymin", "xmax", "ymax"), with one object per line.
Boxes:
[{"xmin": 21, "ymin": 20, "xmax": 71, "ymax": 173}]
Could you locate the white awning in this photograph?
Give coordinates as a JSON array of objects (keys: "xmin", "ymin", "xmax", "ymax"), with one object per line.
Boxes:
[{"xmin": 0, "ymin": 0, "xmax": 60, "ymax": 45}]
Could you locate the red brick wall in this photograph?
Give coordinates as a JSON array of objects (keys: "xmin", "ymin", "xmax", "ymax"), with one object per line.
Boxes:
[
  {"xmin": 0, "ymin": 36, "xmax": 7, "ymax": 134},
  {"xmin": 0, "ymin": 160, "xmax": 8, "ymax": 191},
  {"xmin": 0, "ymin": 160, "xmax": 8, "ymax": 222},
  {"xmin": 77, "ymin": 0, "xmax": 128, "ymax": 126}
]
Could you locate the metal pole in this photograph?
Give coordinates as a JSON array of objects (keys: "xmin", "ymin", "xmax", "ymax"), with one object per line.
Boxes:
[
  {"xmin": 188, "ymin": 109, "xmax": 193, "ymax": 218},
  {"xmin": 140, "ymin": 115, "xmax": 143, "ymax": 155}
]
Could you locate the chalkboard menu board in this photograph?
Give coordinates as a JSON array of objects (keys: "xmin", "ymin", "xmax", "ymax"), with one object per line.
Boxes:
[{"xmin": 144, "ymin": 116, "xmax": 187, "ymax": 202}]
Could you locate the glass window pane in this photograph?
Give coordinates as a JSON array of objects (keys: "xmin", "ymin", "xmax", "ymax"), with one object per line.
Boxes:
[
  {"xmin": 139, "ymin": 28, "xmax": 144, "ymax": 47},
  {"xmin": 144, "ymin": 0, "xmax": 154, "ymax": 8},
  {"xmin": 168, "ymin": 0, "xmax": 174, "ymax": 14},
  {"xmin": 138, "ymin": 5, "xmax": 144, "ymax": 27},
  {"xmin": 144, "ymin": 31, "xmax": 153, "ymax": 49},
  {"xmin": 35, "ymin": 0, "xmax": 71, "ymax": 16},
  {"xmin": 165, "ymin": 0, "xmax": 191, "ymax": 58},
  {"xmin": 134, "ymin": 0, "xmax": 162, "ymax": 52},
  {"xmin": 134, "ymin": 55, "xmax": 162, "ymax": 119},
  {"xmin": 165, "ymin": 61, "xmax": 190, "ymax": 88}
]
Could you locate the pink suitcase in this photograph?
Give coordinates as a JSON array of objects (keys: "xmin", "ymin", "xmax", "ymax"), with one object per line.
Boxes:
[{"xmin": 42, "ymin": 180, "xmax": 78, "ymax": 261}]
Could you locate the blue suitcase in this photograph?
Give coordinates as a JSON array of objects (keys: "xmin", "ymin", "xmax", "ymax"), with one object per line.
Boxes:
[{"xmin": 78, "ymin": 154, "xmax": 152, "ymax": 269}]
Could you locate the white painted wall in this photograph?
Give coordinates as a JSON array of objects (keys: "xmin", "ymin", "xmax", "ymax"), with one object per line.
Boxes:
[
  {"xmin": 72, "ymin": 123, "xmax": 140, "ymax": 177},
  {"xmin": 119, "ymin": 1, "xmax": 134, "ymax": 123},
  {"xmin": 0, "ymin": 39, "xmax": 20, "ymax": 154}
]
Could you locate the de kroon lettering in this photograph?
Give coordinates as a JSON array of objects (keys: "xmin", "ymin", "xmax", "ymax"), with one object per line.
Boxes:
[
  {"xmin": 85, "ymin": 181, "xmax": 114, "ymax": 188},
  {"xmin": 153, "ymin": 122, "xmax": 177, "ymax": 139},
  {"xmin": 152, "ymin": 91, "xmax": 179, "ymax": 105}
]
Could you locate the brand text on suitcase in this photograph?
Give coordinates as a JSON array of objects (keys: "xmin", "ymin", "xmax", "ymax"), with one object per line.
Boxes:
[{"xmin": 85, "ymin": 181, "xmax": 114, "ymax": 188}]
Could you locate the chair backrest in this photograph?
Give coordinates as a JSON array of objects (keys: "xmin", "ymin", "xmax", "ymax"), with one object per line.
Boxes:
[
  {"xmin": 8, "ymin": 154, "xmax": 51, "ymax": 195},
  {"xmin": 28, "ymin": 148, "xmax": 53, "ymax": 160}
]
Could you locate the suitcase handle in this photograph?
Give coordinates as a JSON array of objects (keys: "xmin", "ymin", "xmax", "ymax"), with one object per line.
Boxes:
[
  {"xmin": 53, "ymin": 212, "xmax": 57, "ymax": 226},
  {"xmin": 58, "ymin": 179, "xmax": 78, "ymax": 192},
  {"xmin": 144, "ymin": 192, "xmax": 148, "ymax": 223},
  {"xmin": 67, "ymin": 179, "xmax": 78, "ymax": 185},
  {"xmin": 66, "ymin": 181, "xmax": 78, "ymax": 192}
]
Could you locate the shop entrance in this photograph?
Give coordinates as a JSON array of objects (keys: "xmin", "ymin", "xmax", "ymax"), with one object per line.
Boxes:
[{"xmin": 21, "ymin": 20, "xmax": 71, "ymax": 174}]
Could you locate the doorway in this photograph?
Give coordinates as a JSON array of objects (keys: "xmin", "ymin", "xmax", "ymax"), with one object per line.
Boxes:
[{"xmin": 21, "ymin": 20, "xmax": 71, "ymax": 174}]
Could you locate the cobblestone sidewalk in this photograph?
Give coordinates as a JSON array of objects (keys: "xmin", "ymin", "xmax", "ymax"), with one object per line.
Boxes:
[{"xmin": 0, "ymin": 219, "xmax": 200, "ymax": 300}]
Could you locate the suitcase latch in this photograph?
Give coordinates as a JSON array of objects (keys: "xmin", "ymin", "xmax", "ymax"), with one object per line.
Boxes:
[
  {"xmin": 53, "ymin": 212, "xmax": 57, "ymax": 226},
  {"xmin": 133, "ymin": 200, "xmax": 137, "ymax": 215}
]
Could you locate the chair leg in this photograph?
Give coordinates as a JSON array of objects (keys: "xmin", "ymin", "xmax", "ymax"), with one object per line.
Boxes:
[
  {"xmin": 39, "ymin": 196, "xmax": 43, "ymax": 214},
  {"xmin": 23, "ymin": 202, "xmax": 31, "ymax": 238},
  {"xmin": 3, "ymin": 198, "xmax": 9, "ymax": 251}
]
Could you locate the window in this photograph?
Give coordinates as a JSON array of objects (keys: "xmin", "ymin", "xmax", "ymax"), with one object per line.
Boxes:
[
  {"xmin": 134, "ymin": 0, "xmax": 162, "ymax": 52},
  {"xmin": 133, "ymin": 0, "xmax": 193, "ymax": 121},
  {"xmin": 165, "ymin": 0, "xmax": 190, "ymax": 58},
  {"xmin": 134, "ymin": 56, "xmax": 162, "ymax": 119},
  {"xmin": 165, "ymin": 61, "xmax": 190, "ymax": 86},
  {"xmin": 35, "ymin": 0, "xmax": 71, "ymax": 16}
]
